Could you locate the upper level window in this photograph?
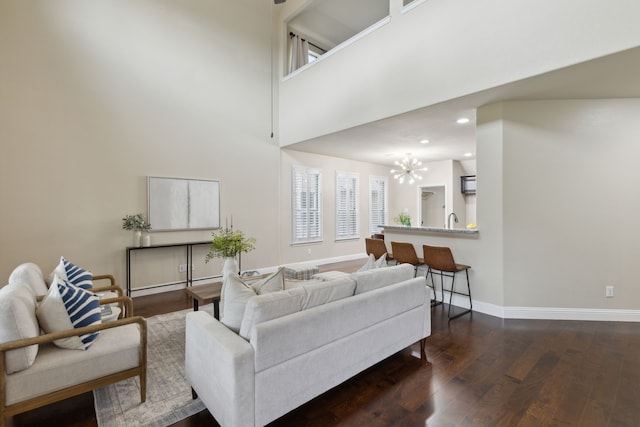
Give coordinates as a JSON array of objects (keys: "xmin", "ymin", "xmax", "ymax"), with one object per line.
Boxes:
[
  {"xmin": 336, "ymin": 171, "xmax": 359, "ymax": 240},
  {"xmin": 287, "ymin": 0, "xmax": 389, "ymax": 73},
  {"xmin": 292, "ymin": 166, "xmax": 322, "ymax": 243},
  {"xmin": 369, "ymin": 175, "xmax": 388, "ymax": 235}
]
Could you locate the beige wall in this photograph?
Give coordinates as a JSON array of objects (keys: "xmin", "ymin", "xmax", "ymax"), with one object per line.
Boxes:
[{"xmin": 0, "ymin": 0, "xmax": 280, "ymax": 288}]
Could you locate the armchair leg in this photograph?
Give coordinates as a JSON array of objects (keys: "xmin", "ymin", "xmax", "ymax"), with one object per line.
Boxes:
[{"xmin": 419, "ymin": 338, "xmax": 427, "ymax": 361}]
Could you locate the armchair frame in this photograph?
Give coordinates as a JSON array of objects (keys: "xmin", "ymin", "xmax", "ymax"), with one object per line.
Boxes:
[{"xmin": 0, "ymin": 294, "xmax": 147, "ymax": 426}]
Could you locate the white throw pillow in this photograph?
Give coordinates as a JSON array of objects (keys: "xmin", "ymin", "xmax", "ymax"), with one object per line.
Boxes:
[
  {"xmin": 36, "ymin": 275, "xmax": 102, "ymax": 350},
  {"xmin": 0, "ymin": 284, "xmax": 40, "ymax": 373},
  {"xmin": 250, "ymin": 268, "xmax": 285, "ymax": 294},
  {"xmin": 49, "ymin": 256, "xmax": 93, "ymax": 290},
  {"xmin": 357, "ymin": 254, "xmax": 376, "ymax": 272},
  {"xmin": 221, "ymin": 269, "xmax": 285, "ymax": 333},
  {"xmin": 220, "ymin": 274, "xmax": 258, "ymax": 333},
  {"xmin": 357, "ymin": 253, "xmax": 387, "ymax": 272},
  {"xmin": 374, "ymin": 253, "xmax": 387, "ymax": 268}
]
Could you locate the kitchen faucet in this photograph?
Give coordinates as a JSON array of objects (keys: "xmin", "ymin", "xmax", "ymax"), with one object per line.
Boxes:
[{"xmin": 447, "ymin": 212, "xmax": 458, "ymax": 229}]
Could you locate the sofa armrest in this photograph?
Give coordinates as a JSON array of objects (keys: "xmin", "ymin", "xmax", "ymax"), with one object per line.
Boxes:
[{"xmin": 185, "ymin": 311, "xmax": 255, "ymax": 427}]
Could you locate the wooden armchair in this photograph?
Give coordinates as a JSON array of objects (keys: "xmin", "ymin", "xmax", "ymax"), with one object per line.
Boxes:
[{"xmin": 0, "ymin": 268, "xmax": 146, "ymax": 427}]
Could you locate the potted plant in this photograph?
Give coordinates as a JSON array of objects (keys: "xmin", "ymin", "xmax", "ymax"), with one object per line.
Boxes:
[
  {"xmin": 394, "ymin": 212, "xmax": 412, "ymax": 227},
  {"xmin": 206, "ymin": 226, "xmax": 256, "ymax": 278},
  {"xmin": 122, "ymin": 214, "xmax": 152, "ymax": 247}
]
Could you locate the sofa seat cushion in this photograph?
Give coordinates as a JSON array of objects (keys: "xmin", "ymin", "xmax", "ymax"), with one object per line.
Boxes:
[
  {"xmin": 0, "ymin": 284, "xmax": 40, "ymax": 373},
  {"xmin": 239, "ymin": 278, "xmax": 356, "ymax": 340},
  {"xmin": 351, "ymin": 263, "xmax": 415, "ymax": 295},
  {"xmin": 4, "ymin": 323, "xmax": 141, "ymax": 406},
  {"xmin": 8, "ymin": 263, "xmax": 48, "ymax": 297}
]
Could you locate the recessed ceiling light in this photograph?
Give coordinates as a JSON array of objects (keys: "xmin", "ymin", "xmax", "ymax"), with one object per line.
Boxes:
[
  {"xmin": 456, "ymin": 117, "xmax": 470, "ymax": 124},
  {"xmin": 419, "ymin": 139, "xmax": 429, "ymax": 144},
  {"xmin": 464, "ymin": 152, "xmax": 473, "ymax": 157}
]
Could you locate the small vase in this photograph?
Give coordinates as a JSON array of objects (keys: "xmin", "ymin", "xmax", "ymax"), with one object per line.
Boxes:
[
  {"xmin": 133, "ymin": 230, "xmax": 142, "ymax": 247},
  {"xmin": 141, "ymin": 232, "xmax": 151, "ymax": 247},
  {"xmin": 222, "ymin": 257, "xmax": 239, "ymax": 279}
]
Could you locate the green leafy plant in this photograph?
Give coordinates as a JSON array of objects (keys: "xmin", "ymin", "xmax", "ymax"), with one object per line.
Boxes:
[
  {"xmin": 122, "ymin": 213, "xmax": 152, "ymax": 231},
  {"xmin": 394, "ymin": 212, "xmax": 412, "ymax": 226},
  {"xmin": 205, "ymin": 227, "xmax": 256, "ymax": 262}
]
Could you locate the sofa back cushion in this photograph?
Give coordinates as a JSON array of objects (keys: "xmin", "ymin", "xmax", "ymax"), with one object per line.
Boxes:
[
  {"xmin": 8, "ymin": 263, "xmax": 48, "ymax": 297},
  {"xmin": 251, "ymin": 276, "xmax": 428, "ymax": 373},
  {"xmin": 0, "ymin": 283, "xmax": 40, "ymax": 373},
  {"xmin": 351, "ymin": 263, "xmax": 415, "ymax": 295},
  {"xmin": 239, "ymin": 277, "xmax": 356, "ymax": 340}
]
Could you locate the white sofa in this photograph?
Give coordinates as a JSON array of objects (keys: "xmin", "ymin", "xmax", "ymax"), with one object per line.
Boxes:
[{"xmin": 185, "ymin": 264, "xmax": 430, "ymax": 427}]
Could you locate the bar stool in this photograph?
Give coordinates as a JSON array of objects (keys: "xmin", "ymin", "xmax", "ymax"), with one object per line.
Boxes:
[
  {"xmin": 390, "ymin": 242, "xmax": 425, "ymax": 276},
  {"xmin": 365, "ymin": 238, "xmax": 394, "ymax": 264},
  {"xmin": 422, "ymin": 244, "xmax": 472, "ymax": 321}
]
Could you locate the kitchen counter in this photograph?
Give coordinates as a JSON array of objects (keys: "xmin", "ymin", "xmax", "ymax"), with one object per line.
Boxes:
[{"xmin": 382, "ymin": 225, "xmax": 479, "ymax": 235}]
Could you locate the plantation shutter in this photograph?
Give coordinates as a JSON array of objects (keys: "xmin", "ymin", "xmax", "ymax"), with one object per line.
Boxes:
[
  {"xmin": 336, "ymin": 171, "xmax": 359, "ymax": 240},
  {"xmin": 292, "ymin": 166, "xmax": 322, "ymax": 243},
  {"xmin": 369, "ymin": 176, "xmax": 388, "ymax": 235}
]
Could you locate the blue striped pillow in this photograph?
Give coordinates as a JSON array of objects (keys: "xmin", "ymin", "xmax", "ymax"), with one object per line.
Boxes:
[
  {"xmin": 58, "ymin": 279, "xmax": 102, "ymax": 349},
  {"xmin": 62, "ymin": 257, "xmax": 93, "ymax": 290},
  {"xmin": 36, "ymin": 275, "xmax": 102, "ymax": 350}
]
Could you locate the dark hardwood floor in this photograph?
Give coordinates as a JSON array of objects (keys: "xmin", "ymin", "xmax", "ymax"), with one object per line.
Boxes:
[{"xmin": 9, "ymin": 260, "xmax": 640, "ymax": 427}]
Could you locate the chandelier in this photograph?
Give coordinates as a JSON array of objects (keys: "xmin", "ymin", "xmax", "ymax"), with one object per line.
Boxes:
[{"xmin": 390, "ymin": 155, "xmax": 428, "ymax": 184}]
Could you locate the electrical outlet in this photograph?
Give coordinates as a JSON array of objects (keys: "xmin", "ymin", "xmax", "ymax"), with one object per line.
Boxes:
[
  {"xmin": 179, "ymin": 264, "xmax": 187, "ymax": 273},
  {"xmin": 605, "ymin": 286, "xmax": 614, "ymax": 298},
  {"xmin": 307, "ymin": 248, "xmax": 312, "ymax": 255}
]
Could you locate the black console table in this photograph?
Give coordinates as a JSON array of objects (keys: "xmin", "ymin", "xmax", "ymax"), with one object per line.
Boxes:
[{"xmin": 125, "ymin": 241, "xmax": 212, "ymax": 296}]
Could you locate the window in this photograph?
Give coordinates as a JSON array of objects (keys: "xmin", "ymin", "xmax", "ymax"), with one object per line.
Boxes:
[
  {"xmin": 369, "ymin": 176, "xmax": 388, "ymax": 235},
  {"xmin": 292, "ymin": 166, "xmax": 322, "ymax": 243},
  {"xmin": 336, "ymin": 171, "xmax": 359, "ymax": 240}
]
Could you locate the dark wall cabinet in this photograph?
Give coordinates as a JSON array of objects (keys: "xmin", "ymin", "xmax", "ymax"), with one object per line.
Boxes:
[{"xmin": 461, "ymin": 175, "xmax": 476, "ymax": 195}]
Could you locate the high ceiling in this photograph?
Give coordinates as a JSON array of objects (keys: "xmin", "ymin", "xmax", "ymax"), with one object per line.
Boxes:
[{"xmin": 284, "ymin": 46, "xmax": 640, "ymax": 168}]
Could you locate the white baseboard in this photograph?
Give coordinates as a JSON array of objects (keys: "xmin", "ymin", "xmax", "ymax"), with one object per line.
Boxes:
[
  {"xmin": 502, "ymin": 307, "xmax": 640, "ymax": 322},
  {"xmin": 440, "ymin": 291, "xmax": 640, "ymax": 322}
]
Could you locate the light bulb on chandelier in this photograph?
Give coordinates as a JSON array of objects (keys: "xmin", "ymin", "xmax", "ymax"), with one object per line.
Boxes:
[{"xmin": 390, "ymin": 155, "xmax": 428, "ymax": 184}]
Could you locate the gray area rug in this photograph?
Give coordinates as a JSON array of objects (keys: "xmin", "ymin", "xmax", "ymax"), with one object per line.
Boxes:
[{"xmin": 94, "ymin": 306, "xmax": 210, "ymax": 427}]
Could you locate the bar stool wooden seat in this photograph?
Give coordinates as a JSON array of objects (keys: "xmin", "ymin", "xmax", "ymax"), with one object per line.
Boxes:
[
  {"xmin": 390, "ymin": 241, "xmax": 425, "ymax": 276},
  {"xmin": 423, "ymin": 244, "xmax": 472, "ymax": 321},
  {"xmin": 365, "ymin": 238, "xmax": 394, "ymax": 263}
]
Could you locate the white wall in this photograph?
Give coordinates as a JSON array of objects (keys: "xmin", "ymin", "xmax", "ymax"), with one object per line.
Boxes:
[
  {"xmin": 279, "ymin": 149, "xmax": 390, "ymax": 264},
  {"xmin": 501, "ymin": 99, "xmax": 640, "ymax": 310},
  {"xmin": 278, "ymin": 0, "xmax": 640, "ymax": 145},
  {"xmin": 0, "ymin": 0, "xmax": 279, "ymax": 287}
]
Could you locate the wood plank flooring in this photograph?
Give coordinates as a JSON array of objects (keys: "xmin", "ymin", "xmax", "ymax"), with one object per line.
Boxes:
[{"xmin": 8, "ymin": 260, "xmax": 640, "ymax": 427}]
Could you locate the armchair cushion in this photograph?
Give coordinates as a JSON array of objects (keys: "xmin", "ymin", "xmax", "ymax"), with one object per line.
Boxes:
[
  {"xmin": 4, "ymin": 322, "xmax": 142, "ymax": 406},
  {"xmin": 0, "ymin": 284, "xmax": 39, "ymax": 373},
  {"xmin": 36, "ymin": 275, "xmax": 101, "ymax": 350}
]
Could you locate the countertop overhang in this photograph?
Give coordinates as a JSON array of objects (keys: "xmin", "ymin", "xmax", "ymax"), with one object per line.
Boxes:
[{"xmin": 382, "ymin": 225, "xmax": 479, "ymax": 235}]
